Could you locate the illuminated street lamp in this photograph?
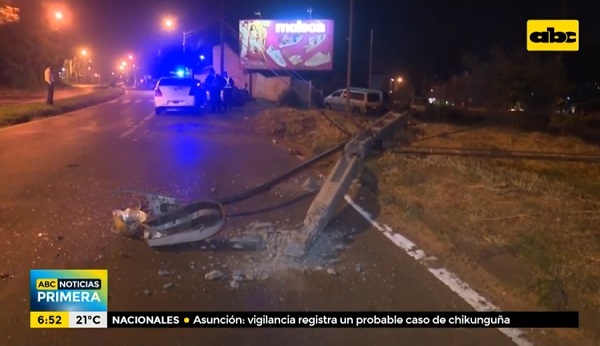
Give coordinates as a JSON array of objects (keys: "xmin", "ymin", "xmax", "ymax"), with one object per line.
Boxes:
[
  {"xmin": 397, "ymin": 77, "xmax": 403, "ymax": 83},
  {"xmin": 80, "ymin": 49, "xmax": 88, "ymax": 57},
  {"xmin": 54, "ymin": 11, "xmax": 63, "ymax": 20},
  {"xmin": 163, "ymin": 17, "xmax": 175, "ymax": 29},
  {"xmin": 128, "ymin": 54, "xmax": 133, "ymax": 60}
]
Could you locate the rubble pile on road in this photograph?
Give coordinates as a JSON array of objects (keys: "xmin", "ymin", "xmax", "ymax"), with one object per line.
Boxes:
[{"xmin": 188, "ymin": 174, "xmax": 370, "ymax": 290}]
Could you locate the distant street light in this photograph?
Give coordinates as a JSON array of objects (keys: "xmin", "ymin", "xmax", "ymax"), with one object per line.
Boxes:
[
  {"xmin": 397, "ymin": 77, "xmax": 403, "ymax": 83},
  {"xmin": 54, "ymin": 11, "xmax": 63, "ymax": 20},
  {"xmin": 163, "ymin": 17, "xmax": 174, "ymax": 28},
  {"xmin": 80, "ymin": 49, "xmax": 88, "ymax": 56},
  {"xmin": 128, "ymin": 54, "xmax": 133, "ymax": 60}
]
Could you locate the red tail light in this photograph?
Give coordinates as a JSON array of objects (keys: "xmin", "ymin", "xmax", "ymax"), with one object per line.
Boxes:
[{"xmin": 155, "ymin": 88, "xmax": 162, "ymax": 97}]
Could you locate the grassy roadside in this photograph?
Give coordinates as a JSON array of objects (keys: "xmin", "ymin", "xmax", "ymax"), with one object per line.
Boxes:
[
  {"xmin": 0, "ymin": 87, "xmax": 125, "ymax": 126},
  {"xmin": 250, "ymin": 107, "xmax": 600, "ymax": 343}
]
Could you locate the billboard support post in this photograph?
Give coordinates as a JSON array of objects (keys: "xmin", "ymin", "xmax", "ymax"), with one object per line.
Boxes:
[
  {"xmin": 308, "ymin": 80, "xmax": 312, "ymax": 109},
  {"xmin": 219, "ymin": 1, "xmax": 225, "ymax": 75},
  {"xmin": 345, "ymin": 0, "xmax": 354, "ymax": 113},
  {"xmin": 368, "ymin": 28, "xmax": 373, "ymax": 89}
]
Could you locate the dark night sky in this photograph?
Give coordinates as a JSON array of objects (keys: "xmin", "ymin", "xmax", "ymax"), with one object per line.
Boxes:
[{"xmin": 66, "ymin": 0, "xmax": 600, "ymax": 85}]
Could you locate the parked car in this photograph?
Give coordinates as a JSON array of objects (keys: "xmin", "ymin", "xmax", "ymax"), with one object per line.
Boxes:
[
  {"xmin": 153, "ymin": 77, "xmax": 205, "ymax": 115},
  {"xmin": 323, "ymin": 88, "xmax": 385, "ymax": 115}
]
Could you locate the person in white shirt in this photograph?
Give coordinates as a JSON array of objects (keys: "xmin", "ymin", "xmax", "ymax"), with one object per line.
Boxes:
[
  {"xmin": 44, "ymin": 66, "xmax": 55, "ymax": 105},
  {"xmin": 222, "ymin": 71, "xmax": 235, "ymax": 111}
]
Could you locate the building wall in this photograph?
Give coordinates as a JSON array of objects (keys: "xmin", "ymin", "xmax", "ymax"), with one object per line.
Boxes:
[
  {"xmin": 196, "ymin": 44, "xmax": 290, "ymax": 102},
  {"xmin": 250, "ymin": 73, "xmax": 291, "ymax": 102},
  {"xmin": 211, "ymin": 44, "xmax": 249, "ymax": 89}
]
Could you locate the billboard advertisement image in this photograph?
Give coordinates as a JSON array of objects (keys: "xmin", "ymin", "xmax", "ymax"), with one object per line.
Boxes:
[{"xmin": 239, "ymin": 19, "xmax": 334, "ymax": 71}]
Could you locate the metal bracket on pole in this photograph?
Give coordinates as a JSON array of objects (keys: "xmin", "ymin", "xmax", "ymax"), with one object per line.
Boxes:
[{"xmin": 285, "ymin": 111, "xmax": 408, "ymax": 258}]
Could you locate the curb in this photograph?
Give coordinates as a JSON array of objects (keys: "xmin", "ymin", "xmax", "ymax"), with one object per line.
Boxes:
[{"xmin": 0, "ymin": 87, "xmax": 126, "ymax": 128}]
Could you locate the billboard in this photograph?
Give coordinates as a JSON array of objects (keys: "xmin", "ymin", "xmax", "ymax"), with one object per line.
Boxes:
[{"xmin": 239, "ymin": 19, "xmax": 334, "ymax": 71}]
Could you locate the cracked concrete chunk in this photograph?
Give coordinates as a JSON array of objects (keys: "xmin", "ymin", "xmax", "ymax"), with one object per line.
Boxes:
[
  {"xmin": 302, "ymin": 176, "xmax": 321, "ymax": 192},
  {"xmin": 204, "ymin": 270, "xmax": 225, "ymax": 280}
]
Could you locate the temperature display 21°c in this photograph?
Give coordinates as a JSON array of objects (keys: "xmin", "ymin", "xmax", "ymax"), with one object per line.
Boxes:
[{"xmin": 69, "ymin": 312, "xmax": 107, "ymax": 328}]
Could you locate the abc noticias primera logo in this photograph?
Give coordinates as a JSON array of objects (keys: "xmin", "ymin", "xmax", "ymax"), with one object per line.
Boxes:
[
  {"xmin": 527, "ymin": 19, "xmax": 579, "ymax": 51},
  {"xmin": 30, "ymin": 269, "xmax": 108, "ymax": 312}
]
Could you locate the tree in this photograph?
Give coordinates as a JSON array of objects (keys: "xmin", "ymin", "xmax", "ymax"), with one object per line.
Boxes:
[
  {"xmin": 447, "ymin": 48, "xmax": 567, "ymax": 111},
  {"xmin": 0, "ymin": 0, "xmax": 72, "ymax": 87},
  {"xmin": 0, "ymin": 0, "xmax": 19, "ymax": 24}
]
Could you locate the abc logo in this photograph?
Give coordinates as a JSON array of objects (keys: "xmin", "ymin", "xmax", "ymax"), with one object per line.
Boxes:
[
  {"xmin": 529, "ymin": 27, "xmax": 576, "ymax": 43},
  {"xmin": 527, "ymin": 20, "xmax": 579, "ymax": 51}
]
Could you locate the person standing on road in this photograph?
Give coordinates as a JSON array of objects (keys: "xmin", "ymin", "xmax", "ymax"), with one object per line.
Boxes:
[
  {"xmin": 204, "ymin": 68, "xmax": 220, "ymax": 113},
  {"xmin": 44, "ymin": 66, "xmax": 55, "ymax": 106},
  {"xmin": 222, "ymin": 71, "xmax": 235, "ymax": 111},
  {"xmin": 214, "ymin": 73, "xmax": 224, "ymax": 113}
]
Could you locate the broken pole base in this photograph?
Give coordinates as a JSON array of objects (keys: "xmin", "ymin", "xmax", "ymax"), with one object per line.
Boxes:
[{"xmin": 285, "ymin": 155, "xmax": 361, "ymax": 258}]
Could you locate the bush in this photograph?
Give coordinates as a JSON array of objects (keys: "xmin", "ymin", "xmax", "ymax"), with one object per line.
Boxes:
[{"xmin": 278, "ymin": 88, "xmax": 301, "ymax": 108}]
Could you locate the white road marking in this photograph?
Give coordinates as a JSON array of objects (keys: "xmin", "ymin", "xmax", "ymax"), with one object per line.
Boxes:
[
  {"xmin": 108, "ymin": 100, "xmax": 118, "ymax": 104},
  {"xmin": 344, "ymin": 195, "xmax": 532, "ymax": 346},
  {"xmin": 122, "ymin": 99, "xmax": 131, "ymax": 104},
  {"xmin": 119, "ymin": 113, "xmax": 153, "ymax": 139},
  {"xmin": 135, "ymin": 99, "xmax": 142, "ymax": 103}
]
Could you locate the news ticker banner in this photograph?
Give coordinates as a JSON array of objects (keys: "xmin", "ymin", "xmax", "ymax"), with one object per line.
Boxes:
[
  {"xmin": 33, "ymin": 311, "xmax": 579, "ymax": 329},
  {"xmin": 30, "ymin": 269, "xmax": 108, "ymax": 328},
  {"xmin": 29, "ymin": 269, "xmax": 578, "ymax": 329}
]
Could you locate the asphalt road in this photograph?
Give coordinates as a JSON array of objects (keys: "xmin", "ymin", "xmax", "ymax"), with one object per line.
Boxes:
[{"xmin": 0, "ymin": 90, "xmax": 517, "ymax": 345}]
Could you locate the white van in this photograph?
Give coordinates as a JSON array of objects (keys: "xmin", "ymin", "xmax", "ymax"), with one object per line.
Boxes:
[
  {"xmin": 410, "ymin": 97, "xmax": 429, "ymax": 113},
  {"xmin": 324, "ymin": 88, "xmax": 385, "ymax": 115}
]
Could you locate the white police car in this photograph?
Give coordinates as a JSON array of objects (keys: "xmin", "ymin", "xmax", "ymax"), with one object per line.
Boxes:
[{"xmin": 153, "ymin": 77, "xmax": 203, "ymax": 115}]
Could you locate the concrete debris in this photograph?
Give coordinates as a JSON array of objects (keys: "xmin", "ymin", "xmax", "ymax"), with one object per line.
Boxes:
[
  {"xmin": 231, "ymin": 270, "xmax": 244, "ymax": 281},
  {"xmin": 333, "ymin": 244, "xmax": 346, "ymax": 251},
  {"xmin": 144, "ymin": 289, "xmax": 152, "ymax": 296},
  {"xmin": 189, "ymin": 261, "xmax": 196, "ymax": 270},
  {"xmin": 163, "ymin": 283, "xmax": 175, "ymax": 290},
  {"xmin": 158, "ymin": 270, "xmax": 170, "ymax": 276},
  {"xmin": 355, "ymin": 263, "xmax": 364, "ymax": 273},
  {"xmin": 302, "ymin": 176, "xmax": 321, "ymax": 192},
  {"xmin": 230, "ymin": 235, "xmax": 263, "ymax": 249},
  {"xmin": 230, "ymin": 280, "xmax": 240, "ymax": 289},
  {"xmin": 326, "ymin": 268, "xmax": 337, "ymax": 275},
  {"xmin": 248, "ymin": 221, "xmax": 275, "ymax": 231},
  {"xmin": 204, "ymin": 270, "xmax": 225, "ymax": 280}
]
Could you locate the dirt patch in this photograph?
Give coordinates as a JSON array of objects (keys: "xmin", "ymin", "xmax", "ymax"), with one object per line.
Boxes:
[
  {"xmin": 252, "ymin": 107, "xmax": 371, "ymax": 160},
  {"xmin": 251, "ymin": 107, "xmax": 600, "ymax": 344}
]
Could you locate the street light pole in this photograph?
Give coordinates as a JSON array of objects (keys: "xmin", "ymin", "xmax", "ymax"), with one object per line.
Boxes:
[
  {"xmin": 345, "ymin": 0, "xmax": 354, "ymax": 113},
  {"xmin": 219, "ymin": 0, "xmax": 225, "ymax": 75},
  {"xmin": 368, "ymin": 28, "xmax": 373, "ymax": 89}
]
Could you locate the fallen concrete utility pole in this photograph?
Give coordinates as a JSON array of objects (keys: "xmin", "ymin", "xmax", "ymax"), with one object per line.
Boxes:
[
  {"xmin": 285, "ymin": 111, "xmax": 409, "ymax": 258},
  {"xmin": 111, "ymin": 138, "xmax": 351, "ymax": 248},
  {"xmin": 111, "ymin": 111, "xmax": 406, "ymax": 249}
]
